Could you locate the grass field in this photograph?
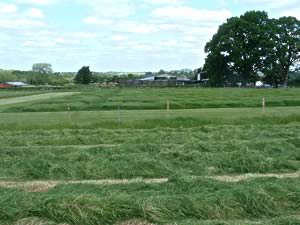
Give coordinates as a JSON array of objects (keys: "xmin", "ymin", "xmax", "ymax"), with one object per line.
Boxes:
[
  {"xmin": 0, "ymin": 88, "xmax": 300, "ymax": 225},
  {"xmin": 1, "ymin": 88, "xmax": 300, "ymax": 112}
]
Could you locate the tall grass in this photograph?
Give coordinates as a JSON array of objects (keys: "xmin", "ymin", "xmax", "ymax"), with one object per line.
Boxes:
[
  {"xmin": 1, "ymin": 178, "xmax": 300, "ymax": 224},
  {"xmin": 0, "ymin": 125, "xmax": 299, "ymax": 180}
]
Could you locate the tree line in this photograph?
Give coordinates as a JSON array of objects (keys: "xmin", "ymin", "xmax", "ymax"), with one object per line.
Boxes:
[{"xmin": 204, "ymin": 11, "xmax": 300, "ymax": 87}]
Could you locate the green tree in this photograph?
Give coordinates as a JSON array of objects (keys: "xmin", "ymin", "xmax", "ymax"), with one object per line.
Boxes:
[
  {"xmin": 158, "ymin": 69, "xmax": 166, "ymax": 75},
  {"xmin": 270, "ymin": 17, "xmax": 300, "ymax": 87},
  {"xmin": 204, "ymin": 11, "xmax": 273, "ymax": 86},
  {"xmin": 32, "ymin": 63, "xmax": 53, "ymax": 74},
  {"xmin": 75, "ymin": 66, "xmax": 92, "ymax": 84}
]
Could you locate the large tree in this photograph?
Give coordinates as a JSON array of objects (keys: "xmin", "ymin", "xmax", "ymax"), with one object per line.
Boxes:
[
  {"xmin": 32, "ymin": 63, "xmax": 53, "ymax": 74},
  {"xmin": 270, "ymin": 16, "xmax": 300, "ymax": 87},
  {"xmin": 204, "ymin": 11, "xmax": 274, "ymax": 86},
  {"xmin": 74, "ymin": 66, "xmax": 92, "ymax": 84}
]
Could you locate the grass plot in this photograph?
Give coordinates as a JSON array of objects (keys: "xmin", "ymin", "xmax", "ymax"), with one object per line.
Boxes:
[{"xmin": 0, "ymin": 92, "xmax": 80, "ymax": 106}]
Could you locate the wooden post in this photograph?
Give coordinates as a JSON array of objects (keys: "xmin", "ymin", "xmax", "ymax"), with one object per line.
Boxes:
[
  {"xmin": 118, "ymin": 106, "xmax": 121, "ymax": 124},
  {"xmin": 262, "ymin": 97, "xmax": 265, "ymax": 113},
  {"xmin": 167, "ymin": 100, "xmax": 170, "ymax": 111}
]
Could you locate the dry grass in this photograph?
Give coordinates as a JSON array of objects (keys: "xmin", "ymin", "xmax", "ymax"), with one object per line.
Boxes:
[
  {"xmin": 0, "ymin": 178, "xmax": 169, "ymax": 192},
  {"xmin": 209, "ymin": 171, "xmax": 300, "ymax": 182}
]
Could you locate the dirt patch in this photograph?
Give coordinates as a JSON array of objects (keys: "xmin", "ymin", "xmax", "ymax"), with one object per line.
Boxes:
[
  {"xmin": 0, "ymin": 178, "xmax": 168, "ymax": 192},
  {"xmin": 209, "ymin": 172, "xmax": 300, "ymax": 182}
]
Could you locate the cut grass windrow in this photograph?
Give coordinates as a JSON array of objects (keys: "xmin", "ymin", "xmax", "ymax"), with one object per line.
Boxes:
[
  {"xmin": 2, "ymin": 177, "xmax": 300, "ymax": 225},
  {"xmin": 2, "ymin": 171, "xmax": 300, "ymax": 192},
  {"xmin": 207, "ymin": 171, "xmax": 300, "ymax": 182},
  {"xmin": 0, "ymin": 178, "xmax": 169, "ymax": 192}
]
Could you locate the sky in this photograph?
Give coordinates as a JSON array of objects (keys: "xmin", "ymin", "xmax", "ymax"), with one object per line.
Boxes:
[{"xmin": 0, "ymin": 0, "xmax": 299, "ymax": 72}]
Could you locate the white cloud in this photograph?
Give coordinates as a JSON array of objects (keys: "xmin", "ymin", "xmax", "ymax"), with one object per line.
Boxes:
[
  {"xmin": 161, "ymin": 40, "xmax": 177, "ymax": 47},
  {"xmin": 183, "ymin": 36, "xmax": 199, "ymax": 42},
  {"xmin": 114, "ymin": 21, "xmax": 160, "ymax": 33},
  {"xmin": 235, "ymin": 0, "xmax": 299, "ymax": 9},
  {"xmin": 71, "ymin": 32, "xmax": 98, "ymax": 38},
  {"xmin": 83, "ymin": 17, "xmax": 113, "ymax": 26},
  {"xmin": 24, "ymin": 40, "xmax": 55, "ymax": 47},
  {"xmin": 153, "ymin": 7, "xmax": 232, "ymax": 23},
  {"xmin": 15, "ymin": 0, "xmax": 54, "ymax": 5},
  {"xmin": 144, "ymin": 0, "xmax": 183, "ymax": 5},
  {"xmin": 111, "ymin": 35, "xmax": 128, "ymax": 41},
  {"xmin": 78, "ymin": 0, "xmax": 135, "ymax": 18},
  {"xmin": 26, "ymin": 8, "xmax": 45, "ymax": 18},
  {"xmin": 0, "ymin": 4, "xmax": 17, "ymax": 14},
  {"xmin": 0, "ymin": 19, "xmax": 45, "ymax": 29},
  {"xmin": 280, "ymin": 8, "xmax": 300, "ymax": 19}
]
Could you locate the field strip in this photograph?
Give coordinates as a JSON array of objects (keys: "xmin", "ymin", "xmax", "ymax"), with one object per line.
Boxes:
[
  {"xmin": 1, "ymin": 144, "xmax": 119, "ymax": 149},
  {"xmin": 208, "ymin": 172, "xmax": 300, "ymax": 182},
  {"xmin": 0, "ymin": 92, "xmax": 80, "ymax": 106},
  {"xmin": 0, "ymin": 178, "xmax": 169, "ymax": 192}
]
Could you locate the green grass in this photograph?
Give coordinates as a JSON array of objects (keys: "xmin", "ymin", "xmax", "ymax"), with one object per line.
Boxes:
[
  {"xmin": 0, "ymin": 106, "xmax": 300, "ymax": 130},
  {"xmin": 2, "ymin": 178, "xmax": 300, "ymax": 224},
  {"xmin": 0, "ymin": 124, "xmax": 299, "ymax": 180},
  {"xmin": 1, "ymin": 88, "xmax": 300, "ymax": 112},
  {"xmin": 0, "ymin": 90, "xmax": 46, "ymax": 99},
  {"xmin": 0, "ymin": 92, "xmax": 80, "ymax": 106},
  {"xmin": 1, "ymin": 88, "xmax": 300, "ymax": 224}
]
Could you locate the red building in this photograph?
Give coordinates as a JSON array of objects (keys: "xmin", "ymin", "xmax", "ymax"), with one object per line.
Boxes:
[{"xmin": 0, "ymin": 83, "xmax": 12, "ymax": 88}]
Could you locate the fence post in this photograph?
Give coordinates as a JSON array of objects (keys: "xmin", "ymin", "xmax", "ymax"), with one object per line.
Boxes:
[
  {"xmin": 262, "ymin": 97, "xmax": 265, "ymax": 113},
  {"xmin": 118, "ymin": 106, "xmax": 121, "ymax": 124},
  {"xmin": 167, "ymin": 100, "xmax": 170, "ymax": 111}
]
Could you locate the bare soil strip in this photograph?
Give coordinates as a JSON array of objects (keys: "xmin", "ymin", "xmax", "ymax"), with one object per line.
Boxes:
[
  {"xmin": 209, "ymin": 172, "xmax": 300, "ymax": 182},
  {"xmin": 0, "ymin": 92, "xmax": 80, "ymax": 106},
  {"xmin": 0, "ymin": 178, "xmax": 169, "ymax": 192}
]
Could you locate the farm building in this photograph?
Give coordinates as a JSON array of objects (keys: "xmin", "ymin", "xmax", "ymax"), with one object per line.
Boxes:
[
  {"xmin": 0, "ymin": 82, "xmax": 28, "ymax": 88},
  {"xmin": 0, "ymin": 83, "xmax": 12, "ymax": 88},
  {"xmin": 119, "ymin": 74, "xmax": 204, "ymax": 87},
  {"xmin": 6, "ymin": 82, "xmax": 28, "ymax": 87}
]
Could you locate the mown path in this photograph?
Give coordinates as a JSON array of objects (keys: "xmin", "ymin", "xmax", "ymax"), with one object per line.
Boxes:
[{"xmin": 0, "ymin": 92, "xmax": 80, "ymax": 106}]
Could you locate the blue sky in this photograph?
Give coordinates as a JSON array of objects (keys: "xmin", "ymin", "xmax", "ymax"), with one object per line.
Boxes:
[{"xmin": 0, "ymin": 0, "xmax": 299, "ymax": 72}]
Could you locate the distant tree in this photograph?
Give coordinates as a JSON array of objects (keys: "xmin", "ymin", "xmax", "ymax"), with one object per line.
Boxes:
[
  {"xmin": 158, "ymin": 69, "xmax": 166, "ymax": 75},
  {"xmin": 74, "ymin": 66, "xmax": 92, "ymax": 84},
  {"xmin": 32, "ymin": 63, "xmax": 53, "ymax": 74},
  {"xmin": 269, "ymin": 17, "xmax": 300, "ymax": 88},
  {"xmin": 0, "ymin": 70, "xmax": 16, "ymax": 82},
  {"xmin": 204, "ymin": 11, "xmax": 274, "ymax": 85},
  {"xmin": 145, "ymin": 72, "xmax": 153, "ymax": 77}
]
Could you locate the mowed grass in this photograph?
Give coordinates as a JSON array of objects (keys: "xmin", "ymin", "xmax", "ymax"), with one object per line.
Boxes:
[
  {"xmin": 0, "ymin": 106, "xmax": 300, "ymax": 130},
  {"xmin": 1, "ymin": 88, "xmax": 300, "ymax": 224},
  {"xmin": 2, "ymin": 178, "xmax": 300, "ymax": 225},
  {"xmin": 0, "ymin": 92, "xmax": 80, "ymax": 106},
  {"xmin": 0, "ymin": 90, "xmax": 47, "ymax": 99},
  {"xmin": 0, "ymin": 125, "xmax": 300, "ymax": 180},
  {"xmin": 1, "ymin": 88, "xmax": 300, "ymax": 112}
]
